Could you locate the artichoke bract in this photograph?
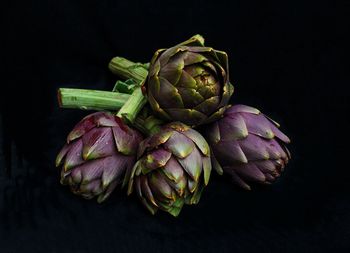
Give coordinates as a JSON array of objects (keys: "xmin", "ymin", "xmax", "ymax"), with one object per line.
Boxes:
[
  {"xmin": 125, "ymin": 122, "xmax": 212, "ymax": 217},
  {"xmin": 56, "ymin": 112, "xmax": 143, "ymax": 203},
  {"xmin": 145, "ymin": 35, "xmax": 234, "ymax": 127},
  {"xmin": 204, "ymin": 105, "xmax": 291, "ymax": 190}
]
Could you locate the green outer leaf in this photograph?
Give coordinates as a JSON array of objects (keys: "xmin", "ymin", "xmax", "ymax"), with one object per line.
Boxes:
[
  {"xmin": 147, "ymin": 90, "xmax": 172, "ymax": 120},
  {"xmin": 141, "ymin": 197, "xmax": 158, "ymax": 215},
  {"xmin": 202, "ymin": 156, "xmax": 212, "ymax": 185},
  {"xmin": 126, "ymin": 160, "xmax": 141, "ymax": 195},
  {"xmin": 178, "ymin": 34, "xmax": 205, "ymax": 47},
  {"xmin": 187, "ymin": 182, "xmax": 204, "ymax": 205},
  {"xmin": 210, "ymin": 151, "xmax": 224, "ymax": 175},
  {"xmin": 181, "ymin": 128, "xmax": 210, "ymax": 156}
]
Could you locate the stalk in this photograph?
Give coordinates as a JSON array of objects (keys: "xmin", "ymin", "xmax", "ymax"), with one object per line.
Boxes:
[
  {"xmin": 133, "ymin": 115, "xmax": 163, "ymax": 136},
  {"xmin": 58, "ymin": 88, "xmax": 130, "ymax": 111},
  {"xmin": 108, "ymin": 57, "xmax": 148, "ymax": 83},
  {"xmin": 109, "ymin": 56, "xmax": 149, "ymax": 124},
  {"xmin": 116, "ymin": 87, "xmax": 147, "ymax": 124},
  {"xmin": 59, "ymin": 57, "xmax": 150, "ymax": 124}
]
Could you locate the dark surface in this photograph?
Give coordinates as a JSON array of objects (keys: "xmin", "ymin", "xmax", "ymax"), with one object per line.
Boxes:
[{"xmin": 1, "ymin": 0, "xmax": 348, "ymax": 252}]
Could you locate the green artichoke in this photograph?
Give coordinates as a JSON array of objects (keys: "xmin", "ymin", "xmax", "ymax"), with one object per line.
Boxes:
[
  {"xmin": 204, "ymin": 105, "xmax": 291, "ymax": 190},
  {"xmin": 145, "ymin": 35, "xmax": 234, "ymax": 127},
  {"xmin": 56, "ymin": 112, "xmax": 143, "ymax": 203},
  {"xmin": 125, "ymin": 122, "xmax": 212, "ymax": 216}
]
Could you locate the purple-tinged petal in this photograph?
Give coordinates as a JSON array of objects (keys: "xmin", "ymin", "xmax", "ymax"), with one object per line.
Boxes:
[
  {"xmin": 137, "ymin": 139, "xmax": 149, "ymax": 159},
  {"xmin": 97, "ymin": 181, "xmax": 118, "ymax": 203},
  {"xmin": 163, "ymin": 157, "xmax": 184, "ymax": 182},
  {"xmin": 82, "ymin": 127, "xmax": 117, "ymax": 160},
  {"xmin": 140, "ymin": 175, "xmax": 158, "ymax": 207},
  {"xmin": 156, "ymin": 77, "xmax": 184, "ymax": 109},
  {"xmin": 148, "ymin": 171, "xmax": 175, "ymax": 200},
  {"xmin": 147, "ymin": 129, "xmax": 174, "ymax": 149},
  {"xmin": 193, "ymin": 96, "xmax": 220, "ymax": 115},
  {"xmin": 70, "ymin": 167, "xmax": 82, "ymax": 184},
  {"xmin": 211, "ymin": 152, "xmax": 223, "ymax": 175},
  {"xmin": 183, "ymin": 51, "xmax": 207, "ymax": 65},
  {"xmin": 218, "ymin": 114, "xmax": 248, "ymax": 141},
  {"xmin": 225, "ymin": 104, "xmax": 260, "ymax": 115},
  {"xmin": 142, "ymin": 148, "xmax": 172, "ymax": 173},
  {"xmin": 63, "ymin": 139, "xmax": 84, "ymax": 171},
  {"xmin": 177, "ymin": 87, "xmax": 205, "ymax": 108},
  {"xmin": 56, "ymin": 143, "xmax": 70, "ymax": 167},
  {"xmin": 187, "ymin": 177, "xmax": 198, "ymax": 193},
  {"xmin": 240, "ymin": 113, "xmax": 275, "ymax": 139},
  {"xmin": 233, "ymin": 163, "xmax": 266, "ymax": 182},
  {"xmin": 181, "ymin": 128, "xmax": 210, "ymax": 156},
  {"xmin": 255, "ymin": 160, "xmax": 276, "ymax": 173},
  {"xmin": 205, "ymin": 121, "xmax": 220, "ymax": 144},
  {"xmin": 101, "ymin": 154, "xmax": 130, "ymax": 188},
  {"xmin": 135, "ymin": 176, "xmax": 142, "ymax": 198},
  {"xmin": 272, "ymin": 159, "xmax": 286, "ymax": 172},
  {"xmin": 263, "ymin": 138, "xmax": 283, "ymax": 159},
  {"xmin": 67, "ymin": 113, "xmax": 97, "ymax": 142},
  {"xmin": 212, "ymin": 140, "xmax": 248, "ymax": 164},
  {"xmin": 80, "ymin": 180, "xmax": 102, "ymax": 194},
  {"xmin": 269, "ymin": 123, "xmax": 291, "ymax": 144},
  {"xmin": 176, "ymin": 68, "xmax": 197, "ymax": 89},
  {"xmin": 159, "ymin": 51, "xmax": 185, "ymax": 85},
  {"xmin": 166, "ymin": 174, "xmax": 187, "ymax": 197},
  {"xmin": 112, "ymin": 125, "xmax": 142, "ymax": 155},
  {"xmin": 238, "ymin": 135, "xmax": 270, "ymax": 160},
  {"xmin": 163, "ymin": 131, "xmax": 195, "ymax": 158},
  {"xmin": 264, "ymin": 173, "xmax": 277, "ymax": 182},
  {"xmin": 74, "ymin": 159, "xmax": 106, "ymax": 184},
  {"xmin": 202, "ymin": 156, "xmax": 212, "ymax": 185},
  {"xmin": 126, "ymin": 161, "xmax": 141, "ymax": 195},
  {"xmin": 177, "ymin": 147, "xmax": 202, "ymax": 181}
]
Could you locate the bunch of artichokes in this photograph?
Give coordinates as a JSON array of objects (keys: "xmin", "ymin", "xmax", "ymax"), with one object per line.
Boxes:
[{"xmin": 56, "ymin": 34, "xmax": 291, "ymax": 216}]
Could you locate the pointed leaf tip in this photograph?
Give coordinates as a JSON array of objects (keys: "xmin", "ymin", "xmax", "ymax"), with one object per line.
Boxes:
[{"xmin": 192, "ymin": 34, "xmax": 205, "ymax": 45}]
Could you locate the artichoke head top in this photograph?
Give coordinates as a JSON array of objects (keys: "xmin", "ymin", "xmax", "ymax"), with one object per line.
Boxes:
[
  {"xmin": 145, "ymin": 35, "xmax": 234, "ymax": 127},
  {"xmin": 56, "ymin": 112, "xmax": 143, "ymax": 203},
  {"xmin": 124, "ymin": 122, "xmax": 212, "ymax": 217}
]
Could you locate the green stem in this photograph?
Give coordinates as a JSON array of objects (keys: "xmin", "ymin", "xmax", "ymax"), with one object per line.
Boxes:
[
  {"xmin": 58, "ymin": 88, "xmax": 130, "ymax": 111},
  {"xmin": 108, "ymin": 57, "xmax": 148, "ymax": 83},
  {"xmin": 109, "ymin": 56, "xmax": 150, "ymax": 124},
  {"xmin": 116, "ymin": 87, "xmax": 147, "ymax": 124},
  {"xmin": 133, "ymin": 115, "xmax": 163, "ymax": 136},
  {"xmin": 59, "ymin": 57, "xmax": 149, "ymax": 123},
  {"xmin": 57, "ymin": 87, "xmax": 164, "ymax": 136}
]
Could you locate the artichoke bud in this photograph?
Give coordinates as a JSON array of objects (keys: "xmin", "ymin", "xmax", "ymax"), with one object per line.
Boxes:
[
  {"xmin": 125, "ymin": 122, "xmax": 212, "ymax": 217},
  {"xmin": 145, "ymin": 35, "xmax": 233, "ymax": 127},
  {"xmin": 56, "ymin": 112, "xmax": 143, "ymax": 202},
  {"xmin": 204, "ymin": 104, "xmax": 291, "ymax": 190}
]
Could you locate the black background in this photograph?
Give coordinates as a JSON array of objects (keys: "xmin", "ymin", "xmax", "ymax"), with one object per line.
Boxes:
[{"xmin": 1, "ymin": 0, "xmax": 348, "ymax": 252}]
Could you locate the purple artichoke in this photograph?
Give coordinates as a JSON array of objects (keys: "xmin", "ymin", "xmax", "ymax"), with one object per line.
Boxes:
[
  {"xmin": 125, "ymin": 122, "xmax": 212, "ymax": 217},
  {"xmin": 56, "ymin": 112, "xmax": 143, "ymax": 203},
  {"xmin": 145, "ymin": 34, "xmax": 234, "ymax": 127},
  {"xmin": 204, "ymin": 105, "xmax": 291, "ymax": 190}
]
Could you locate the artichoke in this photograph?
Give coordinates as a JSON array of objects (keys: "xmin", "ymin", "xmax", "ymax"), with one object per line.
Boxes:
[
  {"xmin": 204, "ymin": 105, "xmax": 291, "ymax": 190},
  {"xmin": 56, "ymin": 112, "xmax": 143, "ymax": 203},
  {"xmin": 125, "ymin": 122, "xmax": 212, "ymax": 216},
  {"xmin": 145, "ymin": 35, "xmax": 234, "ymax": 127}
]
